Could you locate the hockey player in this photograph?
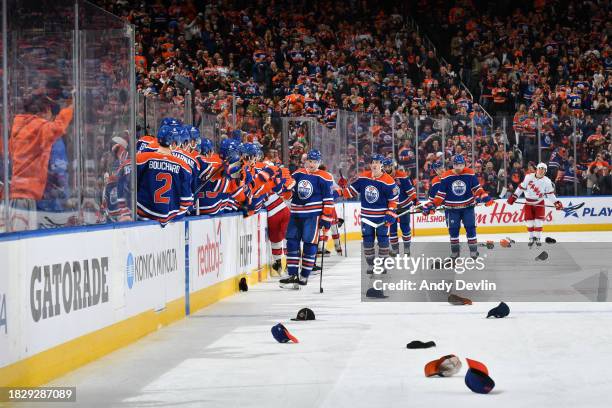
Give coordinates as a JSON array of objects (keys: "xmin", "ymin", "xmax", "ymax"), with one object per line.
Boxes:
[
  {"xmin": 507, "ymin": 162, "xmax": 563, "ymax": 247},
  {"xmin": 279, "ymin": 149, "xmax": 334, "ymax": 289},
  {"xmin": 186, "ymin": 125, "xmax": 201, "ymax": 153},
  {"xmin": 384, "ymin": 157, "xmax": 418, "ymax": 256},
  {"xmin": 338, "ymin": 154, "xmax": 398, "ymax": 274},
  {"xmin": 423, "ymin": 155, "xmax": 493, "ymax": 258},
  {"xmin": 245, "ymin": 157, "xmax": 295, "ymax": 275},
  {"xmin": 316, "ymin": 165, "xmax": 344, "ymax": 260},
  {"xmin": 172, "ymin": 127, "xmax": 201, "ymax": 197},
  {"xmin": 136, "ymin": 125, "xmax": 193, "ymax": 225},
  {"xmin": 194, "ymin": 138, "xmax": 242, "ymax": 216}
]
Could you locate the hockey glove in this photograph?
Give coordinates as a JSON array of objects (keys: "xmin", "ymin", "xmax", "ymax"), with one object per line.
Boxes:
[
  {"xmin": 507, "ymin": 194, "xmax": 517, "ymax": 205},
  {"xmin": 319, "ymin": 216, "xmax": 332, "ymax": 230},
  {"xmin": 554, "ymin": 201, "xmax": 563, "ymax": 210},
  {"xmin": 337, "ymin": 177, "xmax": 348, "ymax": 189},
  {"xmin": 422, "ymin": 203, "xmax": 436, "ymax": 216},
  {"xmin": 481, "ymin": 195, "xmax": 494, "ymax": 207},
  {"xmin": 336, "ymin": 217, "xmax": 345, "ymax": 228},
  {"xmin": 384, "ymin": 210, "xmax": 397, "ymax": 227}
]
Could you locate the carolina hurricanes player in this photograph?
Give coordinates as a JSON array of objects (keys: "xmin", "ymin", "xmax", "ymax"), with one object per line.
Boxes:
[
  {"xmin": 507, "ymin": 162, "xmax": 563, "ymax": 247},
  {"xmin": 245, "ymin": 152, "xmax": 295, "ymax": 275}
]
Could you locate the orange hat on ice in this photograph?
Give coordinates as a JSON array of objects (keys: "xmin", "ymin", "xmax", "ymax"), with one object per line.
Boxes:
[{"xmin": 424, "ymin": 354, "xmax": 462, "ymax": 377}]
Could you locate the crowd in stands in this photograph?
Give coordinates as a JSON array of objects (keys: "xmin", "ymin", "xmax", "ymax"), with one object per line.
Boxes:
[
  {"xmin": 415, "ymin": 0, "xmax": 611, "ymax": 195},
  {"xmin": 1, "ymin": 0, "xmax": 611, "ymax": 234},
  {"xmin": 95, "ymin": 0, "xmax": 610, "ymax": 199}
]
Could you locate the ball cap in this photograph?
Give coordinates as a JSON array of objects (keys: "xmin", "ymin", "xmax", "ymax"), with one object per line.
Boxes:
[
  {"xmin": 271, "ymin": 323, "xmax": 299, "ymax": 343},
  {"xmin": 291, "ymin": 308, "xmax": 315, "ymax": 321},
  {"xmin": 465, "ymin": 358, "xmax": 495, "ymax": 394},
  {"xmin": 424, "ymin": 354, "xmax": 462, "ymax": 377},
  {"xmin": 487, "ymin": 302, "xmax": 510, "ymax": 318}
]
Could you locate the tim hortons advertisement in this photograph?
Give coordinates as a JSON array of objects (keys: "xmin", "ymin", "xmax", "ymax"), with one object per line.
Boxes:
[{"xmin": 337, "ymin": 197, "xmax": 612, "ymax": 236}]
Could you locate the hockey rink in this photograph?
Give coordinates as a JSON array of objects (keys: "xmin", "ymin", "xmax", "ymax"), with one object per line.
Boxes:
[{"xmin": 41, "ymin": 231, "xmax": 612, "ymax": 408}]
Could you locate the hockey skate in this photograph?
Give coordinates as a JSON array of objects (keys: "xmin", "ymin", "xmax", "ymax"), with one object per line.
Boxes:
[
  {"xmin": 279, "ymin": 274, "xmax": 307, "ymax": 290},
  {"xmin": 535, "ymin": 238, "xmax": 542, "ymax": 247},
  {"xmin": 528, "ymin": 237, "xmax": 537, "ymax": 248}
]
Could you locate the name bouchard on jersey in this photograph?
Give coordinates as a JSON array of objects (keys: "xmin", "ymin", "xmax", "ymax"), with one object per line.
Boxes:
[
  {"xmin": 30, "ymin": 258, "xmax": 110, "ymax": 322},
  {"xmin": 148, "ymin": 160, "xmax": 181, "ymax": 174}
]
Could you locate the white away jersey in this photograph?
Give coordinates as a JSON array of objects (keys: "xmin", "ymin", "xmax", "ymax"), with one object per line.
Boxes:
[{"xmin": 514, "ymin": 173, "xmax": 557, "ymax": 203}]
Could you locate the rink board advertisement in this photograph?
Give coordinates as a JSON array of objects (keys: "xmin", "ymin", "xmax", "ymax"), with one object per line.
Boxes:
[
  {"xmin": 336, "ymin": 196, "xmax": 612, "ymax": 237},
  {"xmin": 0, "ymin": 222, "xmax": 186, "ymax": 371},
  {"xmin": 122, "ymin": 223, "xmax": 184, "ymax": 316},
  {"xmin": 188, "ymin": 213, "xmax": 268, "ymax": 299}
]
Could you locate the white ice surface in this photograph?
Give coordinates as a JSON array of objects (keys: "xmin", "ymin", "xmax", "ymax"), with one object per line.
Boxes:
[{"xmin": 41, "ymin": 232, "xmax": 612, "ymax": 408}]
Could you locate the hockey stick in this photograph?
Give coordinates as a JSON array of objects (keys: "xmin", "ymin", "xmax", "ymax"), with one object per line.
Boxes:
[
  {"xmin": 339, "ymin": 169, "xmax": 348, "ymax": 257},
  {"xmin": 318, "ymin": 229, "xmax": 325, "ymax": 294},
  {"xmin": 512, "ymin": 201, "xmax": 584, "ymax": 211},
  {"xmin": 361, "ymin": 217, "xmax": 386, "ymax": 228},
  {"xmin": 194, "ymin": 164, "xmax": 224, "ymax": 195}
]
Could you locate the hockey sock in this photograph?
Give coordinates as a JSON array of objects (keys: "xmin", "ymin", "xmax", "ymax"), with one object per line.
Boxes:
[
  {"xmin": 364, "ymin": 244, "xmax": 375, "ymax": 266},
  {"xmin": 300, "ymin": 242, "xmax": 318, "ymax": 278},
  {"xmin": 286, "ymin": 240, "xmax": 301, "ymax": 276},
  {"xmin": 534, "ymin": 220, "xmax": 543, "ymax": 239},
  {"xmin": 271, "ymin": 241, "xmax": 284, "ymax": 262},
  {"xmin": 402, "ymin": 232, "xmax": 412, "ymax": 254},
  {"xmin": 378, "ymin": 244, "xmax": 389, "ymax": 258},
  {"xmin": 332, "ymin": 223, "xmax": 341, "ymax": 251},
  {"xmin": 450, "ymin": 237, "xmax": 460, "ymax": 257},
  {"xmin": 466, "ymin": 229, "xmax": 477, "ymax": 255}
]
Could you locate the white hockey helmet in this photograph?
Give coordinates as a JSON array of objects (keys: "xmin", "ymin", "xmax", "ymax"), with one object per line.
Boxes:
[{"xmin": 536, "ymin": 162, "xmax": 547, "ymax": 172}]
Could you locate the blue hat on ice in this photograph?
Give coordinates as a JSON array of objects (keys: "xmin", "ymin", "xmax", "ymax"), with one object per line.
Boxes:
[
  {"xmin": 487, "ymin": 302, "xmax": 510, "ymax": 318},
  {"xmin": 465, "ymin": 358, "xmax": 495, "ymax": 394},
  {"xmin": 271, "ymin": 323, "xmax": 299, "ymax": 343}
]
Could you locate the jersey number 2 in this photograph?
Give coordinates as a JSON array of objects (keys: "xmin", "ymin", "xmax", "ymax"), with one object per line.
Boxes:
[{"xmin": 154, "ymin": 173, "xmax": 172, "ymax": 204}]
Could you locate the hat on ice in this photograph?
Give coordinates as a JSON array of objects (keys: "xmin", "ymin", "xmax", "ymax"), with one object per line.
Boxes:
[
  {"xmin": 365, "ymin": 288, "xmax": 388, "ymax": 298},
  {"xmin": 424, "ymin": 354, "xmax": 462, "ymax": 377},
  {"xmin": 487, "ymin": 302, "xmax": 510, "ymax": 318},
  {"xmin": 291, "ymin": 308, "xmax": 316, "ymax": 321},
  {"xmin": 407, "ymin": 340, "xmax": 436, "ymax": 349},
  {"xmin": 271, "ymin": 323, "xmax": 299, "ymax": 343},
  {"xmin": 465, "ymin": 358, "xmax": 495, "ymax": 394},
  {"xmin": 239, "ymin": 277, "xmax": 248, "ymax": 292}
]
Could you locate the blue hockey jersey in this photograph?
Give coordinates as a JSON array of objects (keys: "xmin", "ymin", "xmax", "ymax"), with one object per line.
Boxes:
[
  {"xmin": 136, "ymin": 151, "xmax": 193, "ymax": 225},
  {"xmin": 290, "ymin": 169, "xmax": 334, "ymax": 219},
  {"xmin": 393, "ymin": 169, "xmax": 416, "ymax": 209},
  {"xmin": 433, "ymin": 168, "xmax": 487, "ymax": 209},
  {"xmin": 343, "ymin": 171, "xmax": 398, "ymax": 221},
  {"xmin": 172, "ymin": 148, "xmax": 200, "ymax": 193},
  {"xmin": 428, "ymin": 176, "xmax": 441, "ymax": 200}
]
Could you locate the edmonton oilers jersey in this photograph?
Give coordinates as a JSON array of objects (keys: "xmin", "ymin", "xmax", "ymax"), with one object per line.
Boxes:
[
  {"xmin": 428, "ymin": 176, "xmax": 441, "ymax": 200},
  {"xmin": 348, "ymin": 171, "xmax": 398, "ymax": 220},
  {"xmin": 394, "ymin": 170, "xmax": 416, "ymax": 208},
  {"xmin": 433, "ymin": 169, "xmax": 485, "ymax": 208},
  {"xmin": 290, "ymin": 169, "xmax": 334, "ymax": 218},
  {"xmin": 136, "ymin": 151, "xmax": 193, "ymax": 225}
]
